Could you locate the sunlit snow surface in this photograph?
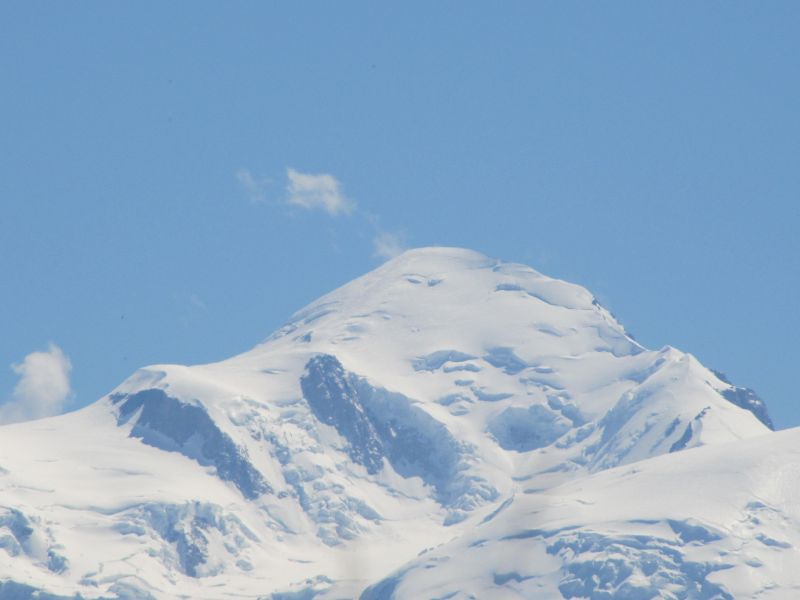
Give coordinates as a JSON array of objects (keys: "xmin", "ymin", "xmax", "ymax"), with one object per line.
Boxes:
[{"xmin": 0, "ymin": 247, "xmax": 791, "ymax": 599}]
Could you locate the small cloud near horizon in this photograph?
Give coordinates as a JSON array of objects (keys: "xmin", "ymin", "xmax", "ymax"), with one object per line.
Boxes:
[
  {"xmin": 286, "ymin": 168, "xmax": 355, "ymax": 216},
  {"xmin": 0, "ymin": 343, "xmax": 73, "ymax": 425},
  {"xmin": 373, "ymin": 230, "xmax": 405, "ymax": 260}
]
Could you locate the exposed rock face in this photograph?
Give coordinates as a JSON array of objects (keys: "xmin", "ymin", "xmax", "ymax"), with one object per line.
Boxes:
[{"xmin": 112, "ymin": 389, "xmax": 271, "ymax": 499}]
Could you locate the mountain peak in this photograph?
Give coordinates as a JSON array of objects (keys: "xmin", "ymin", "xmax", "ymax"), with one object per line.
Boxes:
[
  {"xmin": 386, "ymin": 244, "xmax": 493, "ymax": 261},
  {"xmin": 0, "ymin": 248, "xmax": 780, "ymax": 600},
  {"xmin": 380, "ymin": 245, "xmax": 498, "ymax": 271},
  {"xmin": 264, "ymin": 246, "xmax": 607, "ymax": 352}
]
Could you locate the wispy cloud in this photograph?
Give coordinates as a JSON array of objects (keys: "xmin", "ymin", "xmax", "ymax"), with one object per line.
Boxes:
[
  {"xmin": 373, "ymin": 230, "xmax": 405, "ymax": 260},
  {"xmin": 286, "ymin": 168, "xmax": 355, "ymax": 216},
  {"xmin": 189, "ymin": 294, "xmax": 207, "ymax": 311},
  {"xmin": 235, "ymin": 168, "xmax": 270, "ymax": 204},
  {"xmin": 0, "ymin": 343, "xmax": 73, "ymax": 425},
  {"xmin": 237, "ymin": 166, "xmax": 408, "ymax": 259}
]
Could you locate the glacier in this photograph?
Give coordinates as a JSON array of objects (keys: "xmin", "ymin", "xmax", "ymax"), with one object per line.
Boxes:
[{"xmin": 0, "ymin": 247, "xmax": 795, "ymax": 599}]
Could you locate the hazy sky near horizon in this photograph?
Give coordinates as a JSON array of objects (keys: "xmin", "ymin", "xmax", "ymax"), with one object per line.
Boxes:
[{"xmin": 2, "ymin": 3, "xmax": 799, "ymax": 427}]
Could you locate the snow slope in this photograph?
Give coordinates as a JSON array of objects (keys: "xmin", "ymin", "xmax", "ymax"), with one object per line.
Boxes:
[
  {"xmin": 0, "ymin": 247, "xmax": 787, "ymax": 599},
  {"xmin": 362, "ymin": 426, "xmax": 800, "ymax": 599}
]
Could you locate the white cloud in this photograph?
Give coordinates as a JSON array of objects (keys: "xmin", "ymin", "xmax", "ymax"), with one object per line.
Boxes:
[
  {"xmin": 373, "ymin": 230, "xmax": 405, "ymax": 260},
  {"xmin": 239, "ymin": 167, "xmax": 405, "ymax": 258},
  {"xmin": 235, "ymin": 168, "xmax": 269, "ymax": 204},
  {"xmin": 286, "ymin": 168, "xmax": 355, "ymax": 216},
  {"xmin": 0, "ymin": 343, "xmax": 73, "ymax": 425}
]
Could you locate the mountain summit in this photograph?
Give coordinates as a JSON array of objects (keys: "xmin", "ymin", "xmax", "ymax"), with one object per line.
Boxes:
[{"xmin": 0, "ymin": 247, "xmax": 793, "ymax": 599}]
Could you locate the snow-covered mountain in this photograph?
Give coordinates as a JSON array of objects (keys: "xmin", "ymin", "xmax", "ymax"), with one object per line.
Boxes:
[{"xmin": 0, "ymin": 247, "xmax": 793, "ymax": 599}]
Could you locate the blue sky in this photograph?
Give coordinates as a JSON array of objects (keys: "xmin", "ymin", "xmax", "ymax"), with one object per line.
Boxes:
[{"xmin": 2, "ymin": 2, "xmax": 798, "ymax": 427}]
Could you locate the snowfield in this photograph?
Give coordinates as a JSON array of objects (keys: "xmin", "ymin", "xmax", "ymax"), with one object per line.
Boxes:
[{"xmin": 0, "ymin": 247, "xmax": 791, "ymax": 599}]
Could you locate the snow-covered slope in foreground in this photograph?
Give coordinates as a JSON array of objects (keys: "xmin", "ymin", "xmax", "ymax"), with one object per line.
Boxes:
[
  {"xmin": 362, "ymin": 428, "xmax": 800, "ymax": 600},
  {"xmin": 0, "ymin": 247, "xmax": 787, "ymax": 599}
]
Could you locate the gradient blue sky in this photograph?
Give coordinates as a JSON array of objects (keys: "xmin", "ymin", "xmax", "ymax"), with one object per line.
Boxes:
[{"xmin": 2, "ymin": 3, "xmax": 799, "ymax": 427}]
